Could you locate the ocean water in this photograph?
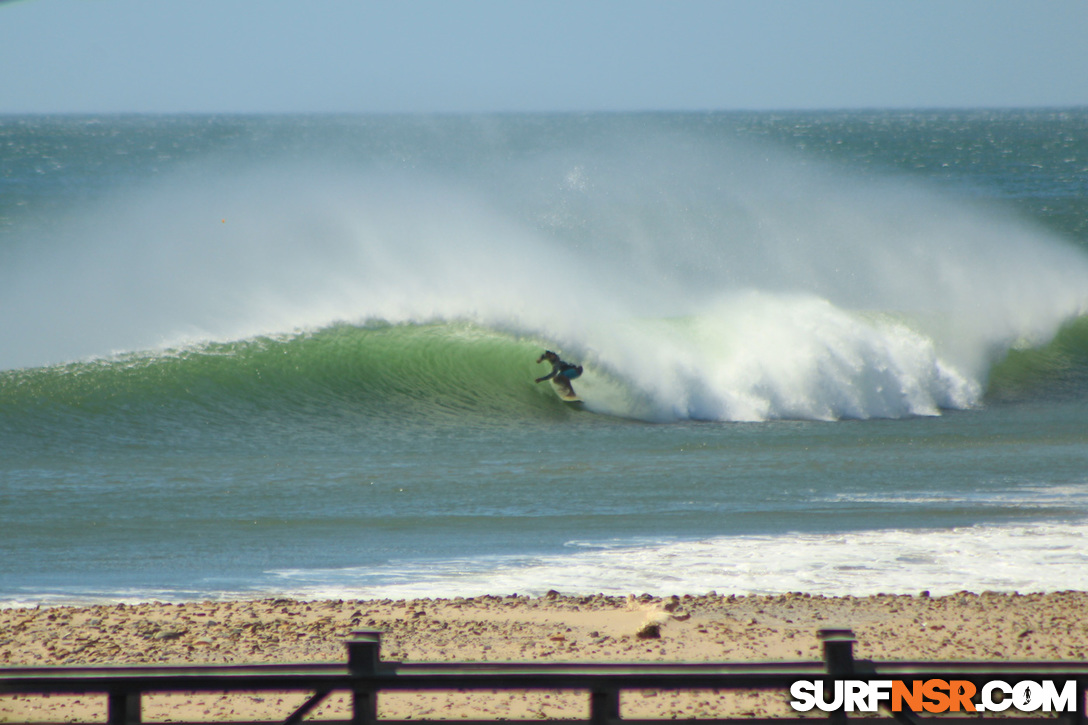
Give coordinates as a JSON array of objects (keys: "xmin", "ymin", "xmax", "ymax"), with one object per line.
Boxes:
[{"xmin": 1, "ymin": 111, "xmax": 1087, "ymax": 607}]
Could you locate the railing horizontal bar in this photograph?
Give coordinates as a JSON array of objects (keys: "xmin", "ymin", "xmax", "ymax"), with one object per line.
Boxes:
[
  {"xmin": 7, "ymin": 658, "xmax": 1088, "ymax": 679},
  {"xmin": 0, "ymin": 671, "xmax": 815, "ymax": 684},
  {"xmin": 0, "ymin": 662, "xmax": 345, "ymax": 677},
  {"xmin": 2, "ymin": 720, "xmax": 1073, "ymax": 725},
  {"xmin": 392, "ymin": 664, "xmax": 828, "ymax": 676},
  {"xmin": 0, "ymin": 718, "xmax": 356, "ymax": 722},
  {"xmin": 17, "ymin": 718, "xmax": 354, "ymax": 722},
  {"xmin": 896, "ymin": 718, "xmax": 1074, "ymax": 722},
  {"xmin": 5, "ymin": 628, "xmax": 1088, "ymax": 724},
  {"xmin": 0, "ymin": 674, "xmax": 821, "ymax": 688},
  {"xmin": 393, "ymin": 661, "xmax": 827, "ymax": 671},
  {"xmin": 411, "ymin": 671, "xmax": 809, "ymax": 683},
  {"xmin": 0, "ymin": 677, "xmax": 808, "ymax": 692},
  {"xmin": 871, "ymin": 662, "xmax": 1088, "ymax": 674},
  {"xmin": 0, "ymin": 661, "xmax": 823, "ymax": 677},
  {"xmin": 5, "ymin": 670, "xmax": 1088, "ymax": 694},
  {"xmin": 0, "ymin": 721, "xmax": 834, "ymax": 725},
  {"xmin": 0, "ymin": 676, "xmax": 351, "ymax": 694},
  {"xmin": 603, "ymin": 721, "xmax": 862, "ymax": 725},
  {"xmin": 375, "ymin": 720, "xmax": 823, "ymax": 725},
  {"xmin": 0, "ymin": 662, "xmax": 830, "ymax": 695}
]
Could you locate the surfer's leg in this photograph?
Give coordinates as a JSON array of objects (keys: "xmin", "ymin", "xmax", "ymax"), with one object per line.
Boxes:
[
  {"xmin": 554, "ymin": 377, "xmax": 575, "ymax": 398},
  {"xmin": 555, "ymin": 367, "xmax": 581, "ymax": 398}
]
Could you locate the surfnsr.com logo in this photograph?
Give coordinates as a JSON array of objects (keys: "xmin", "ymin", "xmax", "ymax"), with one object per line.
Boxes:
[{"xmin": 789, "ymin": 679, "xmax": 1079, "ymax": 714}]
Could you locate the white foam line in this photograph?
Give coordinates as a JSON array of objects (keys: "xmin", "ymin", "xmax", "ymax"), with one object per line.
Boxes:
[
  {"xmin": 7, "ymin": 521, "xmax": 1086, "ymax": 608},
  {"xmin": 267, "ymin": 519, "xmax": 1088, "ymax": 601}
]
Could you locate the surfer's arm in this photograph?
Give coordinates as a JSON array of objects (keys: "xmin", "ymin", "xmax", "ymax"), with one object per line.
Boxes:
[{"xmin": 536, "ymin": 363, "xmax": 563, "ymax": 383}]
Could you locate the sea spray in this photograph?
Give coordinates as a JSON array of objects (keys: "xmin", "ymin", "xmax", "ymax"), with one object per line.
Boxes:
[
  {"xmin": 580, "ymin": 293, "xmax": 979, "ymax": 422},
  {"xmin": 2, "ymin": 115, "xmax": 1086, "ymax": 423}
]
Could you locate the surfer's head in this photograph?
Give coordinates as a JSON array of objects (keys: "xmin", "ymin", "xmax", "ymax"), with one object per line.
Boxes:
[{"xmin": 537, "ymin": 350, "xmax": 558, "ymax": 364}]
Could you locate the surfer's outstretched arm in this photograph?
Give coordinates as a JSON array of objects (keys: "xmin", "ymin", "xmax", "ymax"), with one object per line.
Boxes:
[{"xmin": 536, "ymin": 350, "xmax": 560, "ymax": 383}]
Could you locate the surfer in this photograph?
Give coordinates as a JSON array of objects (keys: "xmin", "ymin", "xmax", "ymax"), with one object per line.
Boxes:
[{"xmin": 535, "ymin": 350, "xmax": 583, "ymax": 399}]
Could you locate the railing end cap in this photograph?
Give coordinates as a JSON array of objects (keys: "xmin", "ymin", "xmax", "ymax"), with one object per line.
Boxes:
[
  {"xmin": 348, "ymin": 628, "xmax": 385, "ymax": 643},
  {"xmin": 817, "ymin": 628, "xmax": 856, "ymax": 642}
]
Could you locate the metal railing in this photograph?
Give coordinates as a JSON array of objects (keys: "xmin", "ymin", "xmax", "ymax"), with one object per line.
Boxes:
[{"xmin": 1, "ymin": 628, "xmax": 1087, "ymax": 724}]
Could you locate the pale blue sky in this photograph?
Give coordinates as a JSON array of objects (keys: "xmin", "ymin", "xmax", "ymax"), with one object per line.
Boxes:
[{"xmin": 1, "ymin": 0, "xmax": 1086, "ymax": 113}]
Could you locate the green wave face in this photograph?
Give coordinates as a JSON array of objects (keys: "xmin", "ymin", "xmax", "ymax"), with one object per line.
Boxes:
[
  {"xmin": 0, "ymin": 322, "xmax": 584, "ymax": 447},
  {"xmin": 986, "ymin": 316, "xmax": 1088, "ymax": 403},
  {"xmin": 6, "ymin": 311, "xmax": 1088, "ymax": 451}
]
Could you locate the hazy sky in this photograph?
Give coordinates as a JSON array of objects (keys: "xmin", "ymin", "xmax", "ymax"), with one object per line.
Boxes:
[{"xmin": 2, "ymin": 0, "xmax": 1087, "ymax": 114}]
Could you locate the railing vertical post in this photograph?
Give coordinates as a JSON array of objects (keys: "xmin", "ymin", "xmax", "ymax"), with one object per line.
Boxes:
[
  {"xmin": 819, "ymin": 629, "xmax": 856, "ymax": 676},
  {"xmin": 590, "ymin": 687, "xmax": 620, "ymax": 725},
  {"xmin": 347, "ymin": 629, "xmax": 383, "ymax": 725},
  {"xmin": 107, "ymin": 689, "xmax": 141, "ymax": 725},
  {"xmin": 819, "ymin": 629, "xmax": 856, "ymax": 724}
]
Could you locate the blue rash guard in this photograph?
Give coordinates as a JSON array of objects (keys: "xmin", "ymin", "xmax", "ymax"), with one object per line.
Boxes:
[
  {"xmin": 537, "ymin": 357, "xmax": 583, "ymax": 382},
  {"xmin": 556, "ymin": 361, "xmax": 582, "ymax": 380}
]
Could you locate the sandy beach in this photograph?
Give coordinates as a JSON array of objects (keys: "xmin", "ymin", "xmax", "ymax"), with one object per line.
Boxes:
[{"xmin": 3, "ymin": 590, "xmax": 1088, "ymax": 721}]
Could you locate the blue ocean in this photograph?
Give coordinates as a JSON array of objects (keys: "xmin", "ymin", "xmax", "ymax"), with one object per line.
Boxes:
[{"xmin": 1, "ymin": 111, "xmax": 1087, "ymax": 607}]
